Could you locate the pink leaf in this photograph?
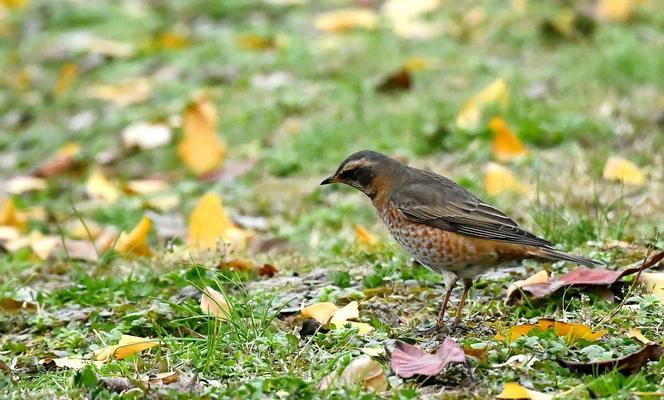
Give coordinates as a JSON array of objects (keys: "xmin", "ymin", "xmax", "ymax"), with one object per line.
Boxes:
[{"xmin": 390, "ymin": 338, "xmax": 465, "ymax": 378}]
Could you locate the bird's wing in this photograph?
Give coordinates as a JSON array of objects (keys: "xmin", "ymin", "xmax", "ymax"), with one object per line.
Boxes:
[{"xmin": 391, "ymin": 169, "xmax": 554, "ymax": 248}]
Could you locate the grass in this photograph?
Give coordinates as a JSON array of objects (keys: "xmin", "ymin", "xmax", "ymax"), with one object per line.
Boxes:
[{"xmin": 1, "ymin": 0, "xmax": 663, "ymax": 398}]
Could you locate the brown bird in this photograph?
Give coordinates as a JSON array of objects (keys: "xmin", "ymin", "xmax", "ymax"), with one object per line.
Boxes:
[{"xmin": 321, "ymin": 150, "xmax": 600, "ymax": 328}]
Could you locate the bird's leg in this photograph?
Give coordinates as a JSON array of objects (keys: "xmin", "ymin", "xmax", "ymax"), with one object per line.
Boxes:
[
  {"xmin": 436, "ymin": 275, "xmax": 457, "ymax": 329},
  {"xmin": 452, "ymin": 278, "xmax": 473, "ymax": 326}
]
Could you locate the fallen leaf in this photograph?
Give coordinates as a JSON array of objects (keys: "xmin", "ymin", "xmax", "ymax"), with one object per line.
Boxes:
[
  {"xmin": 1, "ymin": 0, "xmax": 29, "ymax": 9},
  {"xmin": 361, "ymin": 347, "xmax": 386, "ymax": 357},
  {"xmin": 33, "ymin": 142, "xmax": 81, "ymax": 178},
  {"xmin": 200, "ymin": 286, "xmax": 230, "ymax": 320},
  {"xmin": 145, "ymin": 371, "xmax": 179, "ymax": 385},
  {"xmin": 637, "ymin": 272, "xmax": 664, "ymax": 299},
  {"xmin": 597, "ymin": 0, "xmax": 633, "ymax": 21},
  {"xmin": 492, "ymin": 354, "xmax": 539, "ymax": 369},
  {"xmin": 496, "ymin": 319, "xmax": 606, "ymax": 343},
  {"xmin": 484, "ymin": 162, "xmax": 531, "ymax": 196},
  {"xmin": 124, "ymin": 179, "xmax": 169, "ymax": 195},
  {"xmin": 87, "ymin": 78, "xmax": 152, "ymax": 106},
  {"xmin": 330, "ymin": 301, "xmax": 359, "ymax": 325},
  {"xmin": 258, "ymin": 263, "xmax": 278, "ymax": 278},
  {"xmin": 559, "ymin": 344, "xmax": 664, "ymax": 375},
  {"xmin": 301, "ymin": 302, "xmax": 338, "ymax": 325},
  {"xmin": 115, "ymin": 216, "xmax": 152, "ymax": 256},
  {"xmin": 65, "ymin": 219, "xmax": 102, "ymax": 240},
  {"xmin": 319, "ymin": 355, "xmax": 387, "ymax": 391},
  {"xmin": 382, "ymin": 0, "xmax": 443, "ymax": 38},
  {"xmin": 40, "ymin": 358, "xmax": 104, "ymax": 370},
  {"xmin": 155, "ymin": 31, "xmax": 189, "ymax": 50},
  {"xmin": 94, "ymin": 335, "xmax": 160, "ymax": 362},
  {"xmin": 86, "ymin": 171, "xmax": 120, "ymax": 203},
  {"xmin": 177, "ymin": 94, "xmax": 226, "ymax": 175},
  {"xmin": 603, "ymin": 156, "xmax": 645, "ymax": 186},
  {"xmin": 0, "ymin": 297, "xmax": 37, "ymax": 313},
  {"xmin": 497, "ymin": 382, "xmax": 553, "ymax": 400},
  {"xmin": 0, "ymin": 198, "xmax": 27, "ymax": 231},
  {"xmin": 62, "ymin": 239, "xmax": 99, "ymax": 262},
  {"xmin": 300, "ymin": 301, "xmax": 373, "ymax": 334},
  {"xmin": 187, "ymin": 192, "xmax": 250, "ymax": 250},
  {"xmin": 5, "ymin": 176, "xmax": 47, "ymax": 194},
  {"xmin": 627, "ymin": 328, "xmax": 653, "ymax": 345},
  {"xmin": 237, "ymin": 34, "xmax": 278, "ymax": 51},
  {"xmin": 506, "ymin": 270, "xmax": 549, "ymax": 301},
  {"xmin": 355, "ymin": 224, "xmax": 377, "ymax": 245},
  {"xmin": 390, "ymin": 338, "xmax": 466, "ymax": 378},
  {"xmin": 376, "ymin": 68, "xmax": 411, "ymax": 93},
  {"xmin": 53, "ymin": 62, "xmax": 78, "ymax": 96},
  {"xmin": 314, "ymin": 8, "xmax": 378, "ymax": 32},
  {"xmin": 490, "ymin": 117, "xmax": 528, "ymax": 161},
  {"xmin": 457, "ymin": 78, "xmax": 509, "ymax": 130},
  {"xmin": 122, "ymin": 122, "xmax": 171, "ymax": 150}
]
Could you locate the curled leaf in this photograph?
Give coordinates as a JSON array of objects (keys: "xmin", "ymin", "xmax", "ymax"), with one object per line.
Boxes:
[
  {"xmin": 319, "ymin": 355, "xmax": 387, "ymax": 391},
  {"xmin": 505, "ymin": 270, "xmax": 549, "ymax": 301},
  {"xmin": 200, "ymin": 286, "xmax": 230, "ymax": 320},
  {"xmin": 94, "ymin": 335, "xmax": 160, "ymax": 362},
  {"xmin": 115, "ymin": 216, "xmax": 153, "ymax": 256},
  {"xmin": 390, "ymin": 338, "xmax": 465, "ymax": 378},
  {"xmin": 301, "ymin": 302, "xmax": 338, "ymax": 325}
]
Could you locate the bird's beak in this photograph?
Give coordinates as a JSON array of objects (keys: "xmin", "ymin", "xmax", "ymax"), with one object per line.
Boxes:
[{"xmin": 320, "ymin": 175, "xmax": 337, "ymax": 185}]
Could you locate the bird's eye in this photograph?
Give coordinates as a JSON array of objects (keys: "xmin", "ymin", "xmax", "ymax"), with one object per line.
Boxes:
[{"xmin": 339, "ymin": 168, "xmax": 357, "ymax": 180}]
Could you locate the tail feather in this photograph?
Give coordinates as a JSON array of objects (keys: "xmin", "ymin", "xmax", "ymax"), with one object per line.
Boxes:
[{"xmin": 532, "ymin": 247, "xmax": 602, "ymax": 267}]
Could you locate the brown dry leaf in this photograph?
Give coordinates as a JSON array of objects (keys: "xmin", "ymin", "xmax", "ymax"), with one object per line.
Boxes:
[
  {"xmin": 0, "ymin": 198, "xmax": 27, "ymax": 231},
  {"xmin": 33, "ymin": 142, "xmax": 81, "ymax": 178},
  {"xmin": 314, "ymin": 8, "xmax": 378, "ymax": 32},
  {"xmin": 86, "ymin": 171, "xmax": 121, "ymax": 203},
  {"xmin": 355, "ymin": 224, "xmax": 378, "ymax": 246},
  {"xmin": 505, "ymin": 270, "xmax": 549, "ymax": 301},
  {"xmin": 490, "ymin": 117, "xmax": 528, "ymax": 161},
  {"xmin": 40, "ymin": 358, "xmax": 104, "ymax": 370},
  {"xmin": 122, "ymin": 122, "xmax": 171, "ymax": 150},
  {"xmin": 94, "ymin": 335, "xmax": 160, "ymax": 362},
  {"xmin": 597, "ymin": 0, "xmax": 633, "ymax": 21},
  {"xmin": 496, "ymin": 318, "xmax": 606, "ymax": 343},
  {"xmin": 497, "ymin": 382, "xmax": 553, "ymax": 400},
  {"xmin": 301, "ymin": 302, "xmax": 338, "ymax": 324},
  {"xmin": 177, "ymin": 94, "xmax": 226, "ymax": 175},
  {"xmin": 87, "ymin": 78, "xmax": 152, "ymax": 106},
  {"xmin": 146, "ymin": 371, "xmax": 179, "ymax": 385},
  {"xmin": 258, "ymin": 263, "xmax": 278, "ymax": 278},
  {"xmin": 0, "ymin": 297, "xmax": 37, "ymax": 313},
  {"xmin": 53, "ymin": 62, "xmax": 78, "ymax": 96},
  {"xmin": 200, "ymin": 286, "xmax": 230, "ymax": 320},
  {"xmin": 376, "ymin": 68, "xmax": 412, "ymax": 93},
  {"xmin": 5, "ymin": 176, "xmax": 47, "ymax": 194},
  {"xmin": 638, "ymin": 272, "xmax": 664, "ymax": 299},
  {"xmin": 456, "ymin": 78, "xmax": 509, "ymax": 130},
  {"xmin": 187, "ymin": 192, "xmax": 250, "ymax": 250},
  {"xmin": 319, "ymin": 355, "xmax": 387, "ymax": 391},
  {"xmin": 115, "ymin": 216, "xmax": 152, "ymax": 256},
  {"xmin": 603, "ymin": 156, "xmax": 645, "ymax": 186},
  {"xmin": 484, "ymin": 162, "xmax": 531, "ymax": 196}
]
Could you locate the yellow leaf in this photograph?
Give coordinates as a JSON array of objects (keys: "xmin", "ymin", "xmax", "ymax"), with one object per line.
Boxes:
[
  {"xmin": 382, "ymin": 0, "xmax": 441, "ymax": 21},
  {"xmin": 314, "ymin": 8, "xmax": 378, "ymax": 32},
  {"xmin": 332, "ymin": 321, "xmax": 375, "ymax": 335},
  {"xmin": 1, "ymin": 0, "xmax": 29, "ymax": 9},
  {"xmin": 65, "ymin": 219, "xmax": 102, "ymax": 240},
  {"xmin": 301, "ymin": 302, "xmax": 339, "ymax": 324},
  {"xmin": 361, "ymin": 346, "xmax": 386, "ymax": 357},
  {"xmin": 124, "ymin": 179, "xmax": 169, "ymax": 195},
  {"xmin": 87, "ymin": 78, "xmax": 152, "ymax": 106},
  {"xmin": 506, "ymin": 270, "xmax": 549, "ymax": 300},
  {"xmin": 603, "ymin": 156, "xmax": 645, "ymax": 186},
  {"xmin": 597, "ymin": 0, "xmax": 633, "ymax": 21},
  {"xmin": 457, "ymin": 78, "xmax": 509, "ymax": 130},
  {"xmin": 177, "ymin": 95, "xmax": 226, "ymax": 175},
  {"xmin": 0, "ymin": 198, "xmax": 27, "ymax": 231},
  {"xmin": 496, "ymin": 319, "xmax": 606, "ymax": 343},
  {"xmin": 237, "ymin": 34, "xmax": 277, "ymax": 51},
  {"xmin": 355, "ymin": 225, "xmax": 377, "ymax": 246},
  {"xmin": 187, "ymin": 193, "xmax": 250, "ymax": 250},
  {"xmin": 39, "ymin": 358, "xmax": 104, "ymax": 370},
  {"xmin": 94, "ymin": 335, "xmax": 160, "ymax": 362},
  {"xmin": 122, "ymin": 122, "xmax": 171, "ymax": 150},
  {"xmin": 638, "ymin": 272, "xmax": 664, "ymax": 299},
  {"xmin": 53, "ymin": 62, "xmax": 78, "ymax": 96},
  {"xmin": 116, "ymin": 216, "xmax": 152, "ymax": 256},
  {"xmin": 200, "ymin": 286, "xmax": 231, "ymax": 320},
  {"xmin": 86, "ymin": 171, "xmax": 120, "ymax": 203},
  {"xmin": 157, "ymin": 31, "xmax": 189, "ymax": 50},
  {"xmin": 330, "ymin": 301, "xmax": 360, "ymax": 324},
  {"xmin": 484, "ymin": 163, "xmax": 531, "ymax": 196},
  {"xmin": 490, "ymin": 117, "xmax": 528, "ymax": 162},
  {"xmin": 627, "ymin": 328, "xmax": 653, "ymax": 345},
  {"xmin": 497, "ymin": 382, "xmax": 553, "ymax": 400},
  {"xmin": 6, "ymin": 176, "xmax": 47, "ymax": 194}
]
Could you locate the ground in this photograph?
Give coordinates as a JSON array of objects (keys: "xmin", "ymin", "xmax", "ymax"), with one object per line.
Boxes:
[{"xmin": 1, "ymin": 0, "xmax": 663, "ymax": 399}]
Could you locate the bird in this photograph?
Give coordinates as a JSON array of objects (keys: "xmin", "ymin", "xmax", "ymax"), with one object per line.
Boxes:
[{"xmin": 320, "ymin": 150, "xmax": 601, "ymax": 329}]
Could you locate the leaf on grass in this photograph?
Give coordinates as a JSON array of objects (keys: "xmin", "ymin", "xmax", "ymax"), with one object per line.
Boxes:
[
  {"xmin": 124, "ymin": 179, "xmax": 169, "ymax": 195},
  {"xmin": 145, "ymin": 371, "xmax": 179, "ymax": 385},
  {"xmin": 497, "ymin": 382, "xmax": 553, "ymax": 400},
  {"xmin": 456, "ymin": 78, "xmax": 508, "ymax": 130},
  {"xmin": 0, "ymin": 297, "xmax": 37, "ymax": 313},
  {"xmin": 390, "ymin": 338, "xmax": 465, "ymax": 378},
  {"xmin": 5, "ymin": 176, "xmax": 47, "ymax": 194},
  {"xmin": 301, "ymin": 302, "xmax": 339, "ymax": 325},
  {"xmin": 509, "ymin": 251, "xmax": 664, "ymax": 301},
  {"xmin": 0, "ymin": 198, "xmax": 27, "ymax": 231},
  {"xmin": 314, "ymin": 8, "xmax": 378, "ymax": 32},
  {"xmin": 40, "ymin": 358, "xmax": 104, "ymax": 370},
  {"xmin": 4, "ymin": 231, "xmax": 59, "ymax": 260},
  {"xmin": 490, "ymin": 117, "xmax": 528, "ymax": 161},
  {"xmin": 627, "ymin": 328, "xmax": 653, "ymax": 345},
  {"xmin": 602, "ymin": 156, "xmax": 645, "ymax": 186},
  {"xmin": 355, "ymin": 224, "xmax": 378, "ymax": 246},
  {"xmin": 637, "ymin": 272, "xmax": 664, "ymax": 299},
  {"xmin": 86, "ymin": 171, "xmax": 120, "ymax": 203},
  {"xmin": 177, "ymin": 94, "xmax": 226, "ymax": 175},
  {"xmin": 376, "ymin": 68, "xmax": 411, "ymax": 93},
  {"xmin": 122, "ymin": 122, "xmax": 171, "ymax": 150},
  {"xmin": 53, "ymin": 62, "xmax": 78, "ymax": 96},
  {"xmin": 361, "ymin": 347, "xmax": 386, "ymax": 357},
  {"xmin": 301, "ymin": 301, "xmax": 374, "ymax": 334},
  {"xmin": 94, "ymin": 335, "xmax": 160, "ymax": 362},
  {"xmin": 496, "ymin": 319, "xmax": 606, "ymax": 343},
  {"xmin": 505, "ymin": 270, "xmax": 549, "ymax": 301},
  {"xmin": 382, "ymin": 0, "xmax": 443, "ymax": 39},
  {"xmin": 559, "ymin": 344, "xmax": 664, "ymax": 375},
  {"xmin": 87, "ymin": 78, "xmax": 152, "ymax": 106},
  {"xmin": 200, "ymin": 286, "xmax": 230, "ymax": 320},
  {"xmin": 33, "ymin": 142, "xmax": 80, "ymax": 178},
  {"xmin": 484, "ymin": 162, "xmax": 531, "ymax": 196},
  {"xmin": 319, "ymin": 355, "xmax": 387, "ymax": 391},
  {"xmin": 187, "ymin": 193, "xmax": 250, "ymax": 250},
  {"xmin": 237, "ymin": 34, "xmax": 278, "ymax": 51},
  {"xmin": 115, "ymin": 216, "xmax": 152, "ymax": 256},
  {"xmin": 597, "ymin": 0, "xmax": 634, "ymax": 21}
]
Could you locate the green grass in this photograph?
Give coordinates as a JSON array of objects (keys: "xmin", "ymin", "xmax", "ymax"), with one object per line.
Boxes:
[{"xmin": 1, "ymin": 0, "xmax": 663, "ymax": 398}]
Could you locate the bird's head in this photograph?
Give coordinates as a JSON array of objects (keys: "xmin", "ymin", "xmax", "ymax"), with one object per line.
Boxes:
[{"xmin": 320, "ymin": 150, "xmax": 402, "ymax": 198}]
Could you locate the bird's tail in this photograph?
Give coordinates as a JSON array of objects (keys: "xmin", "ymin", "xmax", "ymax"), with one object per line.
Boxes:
[{"xmin": 531, "ymin": 247, "xmax": 602, "ymax": 267}]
